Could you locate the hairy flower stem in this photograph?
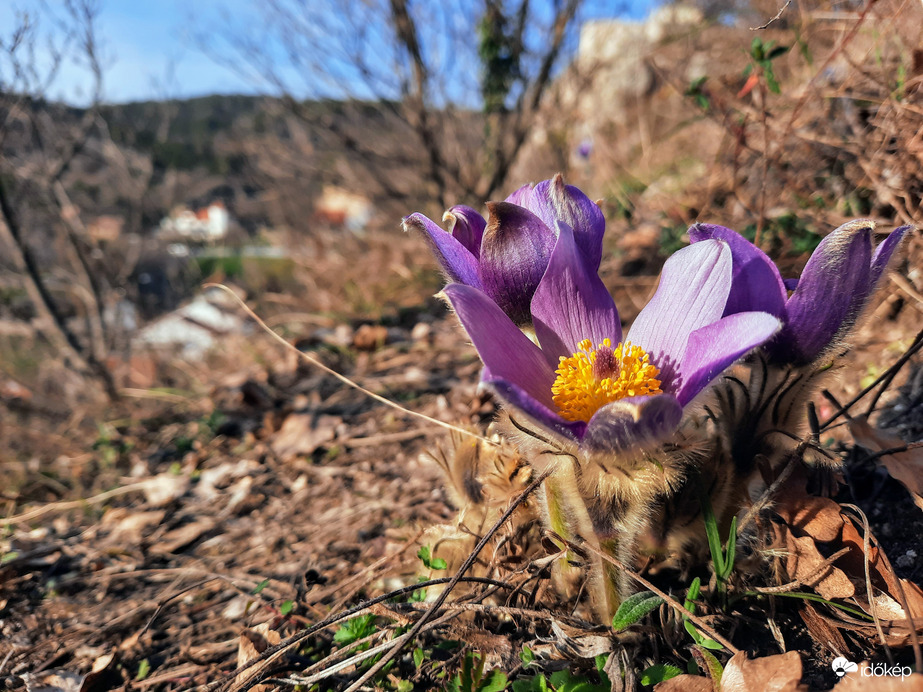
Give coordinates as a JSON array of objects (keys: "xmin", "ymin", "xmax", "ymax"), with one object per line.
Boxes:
[{"xmin": 541, "ymin": 457, "xmax": 618, "ymax": 622}]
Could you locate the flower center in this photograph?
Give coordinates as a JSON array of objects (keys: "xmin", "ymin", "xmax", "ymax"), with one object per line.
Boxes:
[{"xmin": 552, "ymin": 338, "xmax": 662, "ymax": 423}]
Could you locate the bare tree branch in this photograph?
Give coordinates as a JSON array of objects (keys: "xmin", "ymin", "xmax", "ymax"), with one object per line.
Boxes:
[
  {"xmin": 200, "ymin": 0, "xmax": 586, "ymax": 211},
  {"xmin": 0, "ymin": 0, "xmax": 119, "ymax": 400}
]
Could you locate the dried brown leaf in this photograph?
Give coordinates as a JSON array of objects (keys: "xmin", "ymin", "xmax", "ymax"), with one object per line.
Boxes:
[
  {"xmin": 849, "ymin": 417, "xmax": 923, "ymax": 511},
  {"xmin": 101, "ymin": 508, "xmax": 165, "ymax": 545},
  {"xmin": 236, "ymin": 623, "xmax": 282, "ymax": 692},
  {"xmin": 550, "ymin": 618, "xmax": 614, "ymax": 659},
  {"xmin": 352, "ymin": 324, "xmax": 389, "ymax": 351},
  {"xmin": 781, "ymin": 526, "xmax": 855, "ymax": 599},
  {"xmin": 79, "ymin": 652, "xmax": 117, "ymax": 692},
  {"xmin": 655, "ymin": 652, "xmax": 807, "ymax": 692},
  {"xmin": 271, "ymin": 411, "xmax": 341, "ymax": 458},
  {"xmin": 141, "ymin": 473, "xmax": 190, "ymax": 508},
  {"xmin": 838, "ymin": 517, "xmax": 898, "ymax": 596},
  {"xmin": 775, "ymin": 493, "xmax": 844, "ymax": 543},
  {"xmin": 22, "ymin": 672, "xmax": 84, "ymax": 692},
  {"xmin": 149, "ymin": 518, "xmax": 216, "ymax": 555},
  {"xmin": 719, "ymin": 651, "xmax": 807, "ymax": 692}
]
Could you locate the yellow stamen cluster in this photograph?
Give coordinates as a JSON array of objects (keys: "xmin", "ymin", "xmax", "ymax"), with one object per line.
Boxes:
[{"xmin": 552, "ymin": 338, "xmax": 662, "ymax": 422}]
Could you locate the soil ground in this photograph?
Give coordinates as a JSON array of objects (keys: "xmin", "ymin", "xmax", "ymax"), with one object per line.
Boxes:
[{"xmin": 2, "ymin": 223, "xmax": 922, "ymax": 691}]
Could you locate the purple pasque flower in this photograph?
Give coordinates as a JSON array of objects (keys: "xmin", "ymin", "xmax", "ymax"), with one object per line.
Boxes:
[
  {"xmin": 443, "ymin": 223, "xmax": 781, "ymax": 453},
  {"xmin": 689, "ymin": 220, "xmax": 911, "ymax": 365},
  {"xmin": 404, "ymin": 174, "xmax": 605, "ymax": 325}
]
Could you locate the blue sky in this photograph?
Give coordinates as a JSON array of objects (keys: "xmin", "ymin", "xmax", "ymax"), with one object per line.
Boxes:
[{"xmin": 0, "ymin": 0, "xmax": 658, "ymax": 105}]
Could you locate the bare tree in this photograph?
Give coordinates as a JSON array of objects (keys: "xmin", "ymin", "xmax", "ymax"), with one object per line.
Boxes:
[
  {"xmin": 201, "ymin": 0, "xmax": 585, "ymax": 210},
  {"xmin": 0, "ymin": 1, "xmax": 120, "ymax": 399}
]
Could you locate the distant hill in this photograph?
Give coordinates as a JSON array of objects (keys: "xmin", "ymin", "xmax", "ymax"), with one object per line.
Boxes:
[{"xmin": 5, "ymin": 93, "xmax": 456, "ymax": 242}]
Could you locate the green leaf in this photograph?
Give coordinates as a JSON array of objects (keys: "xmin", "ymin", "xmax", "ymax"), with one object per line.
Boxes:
[
  {"xmin": 764, "ymin": 64, "xmax": 781, "ymax": 94},
  {"xmin": 750, "ymin": 37, "xmax": 764, "ymax": 61},
  {"xmin": 594, "ymin": 653, "xmax": 609, "ymax": 681},
  {"xmin": 480, "ymin": 669, "xmax": 508, "ymax": 692},
  {"xmin": 684, "ymin": 577, "xmax": 701, "ymax": 613},
  {"xmin": 413, "ymin": 647, "xmax": 425, "ymax": 669},
  {"xmin": 722, "ymin": 516, "xmax": 738, "ymax": 580},
  {"xmin": 744, "ymin": 590, "xmax": 872, "ymax": 620},
  {"xmin": 417, "ymin": 545, "xmax": 432, "ymax": 566},
  {"xmin": 693, "ymin": 645, "xmax": 724, "ymax": 686},
  {"xmin": 396, "ymin": 681, "xmax": 414, "ymax": 692},
  {"xmin": 520, "ymin": 645, "xmax": 535, "ymax": 666},
  {"xmin": 684, "ymin": 619, "xmax": 724, "ymax": 650},
  {"xmin": 612, "ymin": 591, "xmax": 664, "ymax": 630},
  {"xmin": 279, "ymin": 600, "xmax": 294, "ymax": 616},
  {"xmin": 701, "ymin": 495, "xmax": 725, "ymax": 575},
  {"xmin": 640, "ymin": 664, "xmax": 683, "ymax": 686},
  {"xmin": 252, "ymin": 579, "xmax": 269, "ymax": 595},
  {"xmin": 136, "ymin": 659, "xmax": 151, "ymax": 681},
  {"xmin": 513, "ymin": 675, "xmax": 551, "ymax": 692},
  {"xmin": 417, "ymin": 545, "xmax": 447, "ymax": 570},
  {"xmin": 547, "ymin": 669, "xmax": 610, "ymax": 691},
  {"xmin": 333, "ymin": 614, "xmax": 377, "ymax": 646},
  {"xmin": 684, "ymin": 619, "xmax": 705, "ymax": 645}
]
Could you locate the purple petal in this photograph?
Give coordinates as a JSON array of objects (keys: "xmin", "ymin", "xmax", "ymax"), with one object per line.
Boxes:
[
  {"xmin": 443, "ymin": 283, "xmax": 557, "ymax": 409},
  {"xmin": 485, "ymin": 378, "xmax": 586, "ymax": 442},
  {"xmin": 689, "ymin": 223, "xmax": 786, "ymax": 318},
  {"xmin": 870, "ymin": 224, "xmax": 911, "ymax": 287},
  {"xmin": 531, "ymin": 221, "xmax": 621, "ymax": 365},
  {"xmin": 504, "ymin": 182, "xmax": 535, "ymax": 207},
  {"xmin": 674, "ymin": 312, "xmax": 782, "ymax": 406},
  {"xmin": 626, "ymin": 240, "xmax": 732, "ymax": 389},
  {"xmin": 444, "ymin": 205, "xmax": 486, "ymax": 258},
  {"xmin": 783, "ymin": 278, "xmax": 799, "ymax": 291},
  {"xmin": 404, "ymin": 213, "xmax": 482, "ymax": 289},
  {"xmin": 478, "ymin": 201, "xmax": 557, "ymax": 325},
  {"xmin": 528, "ymin": 175, "xmax": 605, "ymax": 269},
  {"xmin": 778, "ymin": 220, "xmax": 873, "ymax": 363},
  {"xmin": 582, "ymin": 394, "xmax": 683, "ymax": 453}
]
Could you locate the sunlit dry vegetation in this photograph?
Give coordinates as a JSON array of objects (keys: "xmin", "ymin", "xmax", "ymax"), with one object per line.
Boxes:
[{"xmin": 1, "ymin": 0, "xmax": 922, "ymax": 690}]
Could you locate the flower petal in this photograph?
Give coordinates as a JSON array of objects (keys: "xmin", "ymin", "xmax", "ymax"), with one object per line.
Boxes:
[
  {"xmin": 779, "ymin": 220, "xmax": 872, "ymax": 363},
  {"xmin": 442, "ymin": 283, "xmax": 557, "ymax": 409},
  {"xmin": 404, "ymin": 213, "xmax": 481, "ymax": 289},
  {"xmin": 478, "ymin": 201, "xmax": 557, "ymax": 325},
  {"xmin": 627, "ymin": 239, "xmax": 732, "ymax": 389},
  {"xmin": 504, "ymin": 182, "xmax": 535, "ymax": 207},
  {"xmin": 485, "ymin": 378, "xmax": 586, "ymax": 442},
  {"xmin": 529, "ymin": 175, "xmax": 605, "ymax": 269},
  {"xmin": 870, "ymin": 224, "xmax": 911, "ymax": 287},
  {"xmin": 531, "ymin": 221, "xmax": 621, "ymax": 364},
  {"xmin": 582, "ymin": 394, "xmax": 683, "ymax": 453},
  {"xmin": 444, "ymin": 205, "xmax": 486, "ymax": 258},
  {"xmin": 689, "ymin": 223, "xmax": 786, "ymax": 317},
  {"xmin": 674, "ymin": 312, "xmax": 782, "ymax": 406}
]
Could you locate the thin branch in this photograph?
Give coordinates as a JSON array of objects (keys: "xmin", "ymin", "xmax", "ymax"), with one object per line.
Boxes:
[{"xmin": 750, "ymin": 0, "xmax": 792, "ymax": 30}]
